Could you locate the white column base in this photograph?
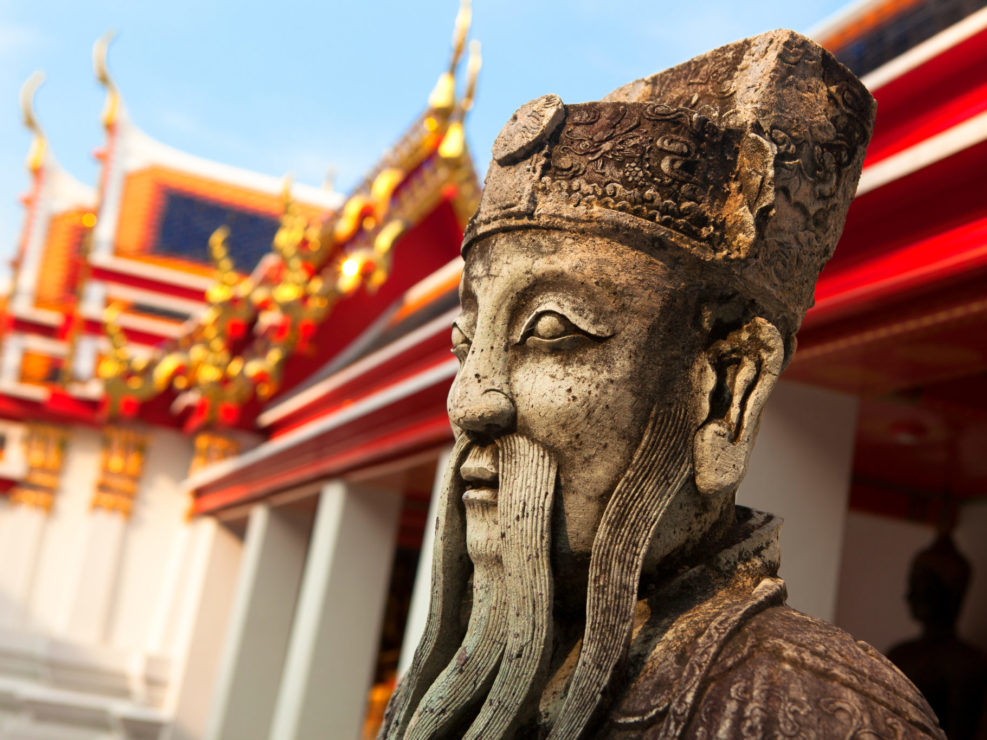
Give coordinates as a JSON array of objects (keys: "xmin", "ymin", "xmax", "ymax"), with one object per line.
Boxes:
[
  {"xmin": 0, "ymin": 505, "xmax": 48, "ymax": 629},
  {"xmin": 162, "ymin": 518, "xmax": 243, "ymax": 740},
  {"xmin": 204, "ymin": 504, "xmax": 309, "ymax": 740},
  {"xmin": 270, "ymin": 480, "xmax": 401, "ymax": 740}
]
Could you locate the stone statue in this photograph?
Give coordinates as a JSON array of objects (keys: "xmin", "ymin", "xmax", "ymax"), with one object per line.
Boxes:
[
  {"xmin": 889, "ymin": 534, "xmax": 987, "ymax": 740},
  {"xmin": 380, "ymin": 30, "xmax": 946, "ymax": 738}
]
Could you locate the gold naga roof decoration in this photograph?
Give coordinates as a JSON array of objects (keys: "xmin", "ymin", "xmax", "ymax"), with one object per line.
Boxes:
[
  {"xmin": 20, "ymin": 71, "xmax": 47, "ymax": 173},
  {"xmin": 97, "ymin": 0, "xmax": 481, "ymax": 428},
  {"xmin": 93, "ymin": 31, "xmax": 120, "ymax": 130},
  {"xmin": 13, "ymin": 72, "xmax": 99, "ymax": 392}
]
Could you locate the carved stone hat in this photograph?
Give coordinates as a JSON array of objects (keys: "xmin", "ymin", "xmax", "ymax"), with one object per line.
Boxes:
[{"xmin": 462, "ymin": 30, "xmax": 876, "ymax": 331}]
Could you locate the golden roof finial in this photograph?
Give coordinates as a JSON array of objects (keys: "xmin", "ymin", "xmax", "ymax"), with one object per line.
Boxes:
[
  {"xmin": 93, "ymin": 31, "xmax": 120, "ymax": 129},
  {"xmin": 20, "ymin": 72, "xmax": 47, "ymax": 172},
  {"xmin": 428, "ymin": 0, "xmax": 472, "ymax": 111},
  {"xmin": 323, "ymin": 166, "xmax": 337, "ymax": 193},
  {"xmin": 449, "ymin": 0, "xmax": 472, "ymax": 74},
  {"xmin": 280, "ymin": 173, "xmax": 294, "ymax": 208},
  {"xmin": 438, "ymin": 39, "xmax": 481, "ymax": 161},
  {"xmin": 462, "ymin": 39, "xmax": 482, "ymax": 113}
]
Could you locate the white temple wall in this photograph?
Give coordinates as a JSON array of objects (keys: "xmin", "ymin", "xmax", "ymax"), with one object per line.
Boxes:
[
  {"xmin": 0, "ymin": 420, "xmax": 27, "ymax": 479},
  {"xmin": 0, "ymin": 421, "xmax": 246, "ymax": 738},
  {"xmin": 108, "ymin": 427, "xmax": 194, "ymax": 652},
  {"xmin": 835, "ymin": 503, "xmax": 987, "ymax": 654},
  {"xmin": 27, "ymin": 425, "xmax": 101, "ymax": 634},
  {"xmin": 0, "ymin": 421, "xmax": 30, "ymax": 626},
  {"xmin": 737, "ymin": 380, "xmax": 859, "ymax": 622}
]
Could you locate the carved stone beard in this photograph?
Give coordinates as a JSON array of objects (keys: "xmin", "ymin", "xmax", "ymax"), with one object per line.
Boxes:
[
  {"xmin": 549, "ymin": 401, "xmax": 691, "ymax": 738},
  {"xmin": 379, "ymin": 435, "xmax": 557, "ymax": 739},
  {"xmin": 403, "ymin": 497, "xmax": 505, "ymax": 738},
  {"xmin": 405, "ymin": 435, "xmax": 558, "ymax": 739},
  {"xmin": 380, "ymin": 404, "xmax": 691, "ymax": 740}
]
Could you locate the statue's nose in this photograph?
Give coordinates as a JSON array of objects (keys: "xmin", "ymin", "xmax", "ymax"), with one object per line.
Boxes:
[{"xmin": 450, "ymin": 388, "xmax": 517, "ymax": 438}]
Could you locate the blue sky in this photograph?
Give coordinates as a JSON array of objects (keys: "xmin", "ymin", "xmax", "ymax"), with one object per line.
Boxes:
[{"xmin": 0, "ymin": 0, "xmax": 853, "ymax": 275}]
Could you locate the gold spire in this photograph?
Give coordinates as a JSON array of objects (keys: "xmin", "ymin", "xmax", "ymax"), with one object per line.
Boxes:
[
  {"xmin": 438, "ymin": 40, "xmax": 481, "ymax": 161},
  {"xmin": 449, "ymin": 0, "xmax": 472, "ymax": 74},
  {"xmin": 462, "ymin": 40, "xmax": 482, "ymax": 113},
  {"xmin": 20, "ymin": 72, "xmax": 46, "ymax": 172},
  {"xmin": 93, "ymin": 31, "xmax": 120, "ymax": 128},
  {"xmin": 428, "ymin": 0, "xmax": 472, "ymax": 111}
]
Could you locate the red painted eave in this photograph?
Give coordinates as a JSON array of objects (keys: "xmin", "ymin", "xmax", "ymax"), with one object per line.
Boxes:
[
  {"xmin": 193, "ymin": 414, "xmax": 453, "ymax": 517},
  {"xmin": 270, "ymin": 199, "xmax": 463, "ymax": 402},
  {"xmin": 0, "ymin": 389, "xmax": 101, "ymax": 427},
  {"xmin": 807, "ymin": 137, "xmax": 987, "ymax": 331},
  {"xmin": 190, "ymin": 361, "xmax": 456, "ymax": 516},
  {"xmin": 89, "ymin": 263, "xmax": 208, "ymax": 304},
  {"xmin": 863, "ymin": 19, "xmax": 987, "ymax": 166}
]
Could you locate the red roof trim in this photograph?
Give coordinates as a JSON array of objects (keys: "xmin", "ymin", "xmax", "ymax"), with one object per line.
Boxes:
[
  {"xmin": 89, "ymin": 264, "xmax": 207, "ymax": 303},
  {"xmin": 192, "ymin": 413, "xmax": 453, "ymax": 516},
  {"xmin": 863, "ymin": 23, "xmax": 987, "ymax": 167}
]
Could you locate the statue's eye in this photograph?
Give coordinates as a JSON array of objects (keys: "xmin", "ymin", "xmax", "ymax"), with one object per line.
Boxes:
[
  {"xmin": 521, "ymin": 311, "xmax": 596, "ymax": 349},
  {"xmin": 451, "ymin": 324, "xmax": 471, "ymax": 362}
]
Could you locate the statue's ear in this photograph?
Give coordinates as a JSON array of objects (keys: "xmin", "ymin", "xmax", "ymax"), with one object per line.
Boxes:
[{"xmin": 693, "ymin": 317, "xmax": 784, "ymax": 496}]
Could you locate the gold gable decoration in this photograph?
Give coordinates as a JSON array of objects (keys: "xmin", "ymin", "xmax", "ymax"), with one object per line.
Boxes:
[
  {"xmin": 10, "ymin": 424, "xmax": 70, "ymax": 514},
  {"xmin": 189, "ymin": 431, "xmax": 240, "ymax": 474},
  {"xmin": 91, "ymin": 426, "xmax": 147, "ymax": 517},
  {"xmin": 96, "ymin": 1, "xmax": 481, "ymax": 428}
]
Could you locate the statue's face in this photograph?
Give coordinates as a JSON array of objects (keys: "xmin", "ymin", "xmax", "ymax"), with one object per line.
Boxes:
[{"xmin": 449, "ymin": 229, "xmax": 697, "ymax": 558}]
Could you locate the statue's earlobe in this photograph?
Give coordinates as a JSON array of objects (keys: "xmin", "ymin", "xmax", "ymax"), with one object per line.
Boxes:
[{"xmin": 693, "ymin": 317, "xmax": 784, "ymax": 497}]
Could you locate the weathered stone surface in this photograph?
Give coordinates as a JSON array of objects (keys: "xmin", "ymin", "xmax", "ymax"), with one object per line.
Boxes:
[{"xmin": 379, "ymin": 30, "xmax": 945, "ymax": 739}]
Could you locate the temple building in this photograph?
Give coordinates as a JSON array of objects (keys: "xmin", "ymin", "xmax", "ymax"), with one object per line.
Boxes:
[
  {"xmin": 0, "ymin": 8, "xmax": 478, "ymax": 738},
  {"xmin": 0, "ymin": 0, "xmax": 984, "ymax": 738}
]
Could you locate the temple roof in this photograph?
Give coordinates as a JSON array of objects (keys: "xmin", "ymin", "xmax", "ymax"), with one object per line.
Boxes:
[{"xmin": 0, "ymin": 2, "xmax": 481, "ymax": 434}]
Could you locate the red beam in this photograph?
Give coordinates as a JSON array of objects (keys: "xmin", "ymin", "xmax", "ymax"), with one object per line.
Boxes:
[
  {"xmin": 864, "ymin": 23, "xmax": 987, "ymax": 166},
  {"xmin": 90, "ymin": 264, "xmax": 207, "ymax": 303},
  {"xmin": 808, "ymin": 138, "xmax": 987, "ymax": 329},
  {"xmin": 270, "ymin": 333, "xmax": 451, "ymax": 437},
  {"xmin": 0, "ymin": 390, "xmax": 101, "ymax": 427},
  {"xmin": 811, "ymin": 215, "xmax": 987, "ymax": 326},
  {"xmin": 192, "ymin": 413, "xmax": 453, "ymax": 516}
]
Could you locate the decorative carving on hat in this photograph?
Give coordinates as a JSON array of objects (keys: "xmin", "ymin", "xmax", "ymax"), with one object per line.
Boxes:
[
  {"xmin": 541, "ymin": 103, "xmax": 751, "ymax": 255},
  {"xmin": 463, "ymin": 30, "xmax": 876, "ymax": 331}
]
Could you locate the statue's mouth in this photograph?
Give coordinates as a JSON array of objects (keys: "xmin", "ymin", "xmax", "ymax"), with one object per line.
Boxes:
[{"xmin": 460, "ymin": 443, "xmax": 499, "ymax": 503}]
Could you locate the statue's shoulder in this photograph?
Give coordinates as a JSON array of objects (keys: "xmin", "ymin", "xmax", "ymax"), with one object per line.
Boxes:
[
  {"xmin": 605, "ymin": 594, "xmax": 945, "ymax": 739},
  {"xmin": 693, "ymin": 604, "xmax": 944, "ymax": 738}
]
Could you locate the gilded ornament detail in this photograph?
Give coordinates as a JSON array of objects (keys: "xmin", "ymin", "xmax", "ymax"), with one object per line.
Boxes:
[
  {"xmin": 95, "ymin": 2, "xmax": 481, "ymax": 428},
  {"xmin": 9, "ymin": 424, "xmax": 69, "ymax": 514}
]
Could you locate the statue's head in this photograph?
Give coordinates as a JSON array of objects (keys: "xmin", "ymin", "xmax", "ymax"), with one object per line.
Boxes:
[
  {"xmin": 907, "ymin": 533, "xmax": 972, "ymax": 631},
  {"xmin": 384, "ymin": 30, "xmax": 875, "ymax": 740}
]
